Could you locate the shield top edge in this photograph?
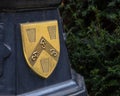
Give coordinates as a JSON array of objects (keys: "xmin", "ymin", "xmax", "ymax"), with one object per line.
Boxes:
[
  {"xmin": 20, "ymin": 20, "xmax": 60, "ymax": 78},
  {"xmin": 20, "ymin": 20, "xmax": 58, "ymax": 26}
]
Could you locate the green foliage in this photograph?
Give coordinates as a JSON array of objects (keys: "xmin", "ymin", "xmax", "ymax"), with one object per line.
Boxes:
[{"xmin": 60, "ymin": 0, "xmax": 120, "ymax": 95}]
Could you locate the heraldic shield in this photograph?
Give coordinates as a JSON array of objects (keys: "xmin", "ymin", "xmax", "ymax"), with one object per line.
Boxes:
[{"xmin": 20, "ymin": 20, "xmax": 60, "ymax": 78}]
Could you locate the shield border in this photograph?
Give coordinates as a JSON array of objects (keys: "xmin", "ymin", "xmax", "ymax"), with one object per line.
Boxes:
[{"xmin": 20, "ymin": 20, "xmax": 60, "ymax": 78}]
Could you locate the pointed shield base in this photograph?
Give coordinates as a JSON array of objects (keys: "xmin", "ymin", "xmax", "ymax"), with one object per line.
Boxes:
[{"xmin": 20, "ymin": 20, "xmax": 60, "ymax": 78}]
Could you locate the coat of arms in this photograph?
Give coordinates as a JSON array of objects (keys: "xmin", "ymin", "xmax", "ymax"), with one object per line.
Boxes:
[{"xmin": 20, "ymin": 20, "xmax": 60, "ymax": 78}]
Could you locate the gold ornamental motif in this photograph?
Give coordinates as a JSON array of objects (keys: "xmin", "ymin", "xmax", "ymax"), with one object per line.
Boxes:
[{"xmin": 20, "ymin": 20, "xmax": 60, "ymax": 78}]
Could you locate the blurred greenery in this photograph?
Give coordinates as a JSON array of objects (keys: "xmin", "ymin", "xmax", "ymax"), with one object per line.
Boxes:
[{"xmin": 60, "ymin": 0, "xmax": 120, "ymax": 95}]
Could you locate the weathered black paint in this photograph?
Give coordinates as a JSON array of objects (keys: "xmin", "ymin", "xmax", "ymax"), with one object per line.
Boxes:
[
  {"xmin": 0, "ymin": 0, "xmax": 61, "ymax": 9},
  {"xmin": 0, "ymin": 9, "xmax": 72, "ymax": 95},
  {"xmin": 0, "ymin": 0, "xmax": 87, "ymax": 95}
]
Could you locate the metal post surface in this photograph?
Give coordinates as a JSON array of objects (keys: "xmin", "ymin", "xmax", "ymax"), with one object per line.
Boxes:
[{"xmin": 0, "ymin": 1, "xmax": 87, "ymax": 95}]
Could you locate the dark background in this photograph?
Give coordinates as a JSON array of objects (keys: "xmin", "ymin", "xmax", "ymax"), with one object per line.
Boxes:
[{"xmin": 60, "ymin": 0, "xmax": 120, "ymax": 95}]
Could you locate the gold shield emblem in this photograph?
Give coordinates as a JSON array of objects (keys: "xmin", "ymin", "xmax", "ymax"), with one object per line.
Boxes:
[{"xmin": 20, "ymin": 20, "xmax": 60, "ymax": 78}]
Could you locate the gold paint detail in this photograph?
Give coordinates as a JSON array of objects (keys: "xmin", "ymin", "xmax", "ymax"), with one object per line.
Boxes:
[
  {"xmin": 31, "ymin": 51, "xmax": 39, "ymax": 61},
  {"xmin": 26, "ymin": 28, "xmax": 36, "ymax": 42},
  {"xmin": 20, "ymin": 20, "xmax": 60, "ymax": 78},
  {"xmin": 47, "ymin": 25, "xmax": 56, "ymax": 40},
  {"xmin": 40, "ymin": 38, "xmax": 46, "ymax": 49},
  {"xmin": 40, "ymin": 58, "xmax": 49, "ymax": 73},
  {"xmin": 40, "ymin": 37, "xmax": 59, "ymax": 61},
  {"xmin": 50, "ymin": 49, "xmax": 57, "ymax": 57},
  {"xmin": 29, "ymin": 37, "xmax": 59, "ymax": 66}
]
